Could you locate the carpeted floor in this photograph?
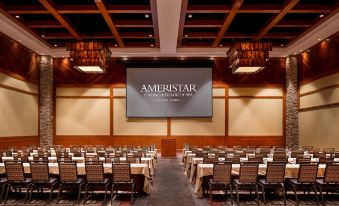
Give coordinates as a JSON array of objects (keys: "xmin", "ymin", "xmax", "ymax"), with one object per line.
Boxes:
[{"xmin": 1, "ymin": 155, "xmax": 339, "ymax": 205}]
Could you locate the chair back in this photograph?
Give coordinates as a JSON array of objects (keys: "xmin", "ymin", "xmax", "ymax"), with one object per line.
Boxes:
[
  {"xmin": 105, "ymin": 157, "xmax": 120, "ymax": 163},
  {"xmin": 323, "ymin": 163, "xmax": 339, "ymax": 184},
  {"xmin": 126, "ymin": 156, "xmax": 140, "ymax": 163},
  {"xmin": 203, "ymin": 157, "xmax": 218, "ymax": 164},
  {"xmin": 265, "ymin": 162, "xmax": 285, "ymax": 183},
  {"xmin": 239, "ymin": 162, "xmax": 259, "ymax": 184},
  {"xmin": 248, "ymin": 154, "xmax": 263, "ymax": 164},
  {"xmin": 59, "ymin": 162, "xmax": 78, "ymax": 182},
  {"xmin": 85, "ymin": 161, "xmax": 104, "ymax": 182},
  {"xmin": 213, "ymin": 162, "xmax": 232, "ymax": 183},
  {"xmin": 298, "ymin": 163, "xmax": 318, "ymax": 183},
  {"xmin": 112, "ymin": 163, "xmax": 131, "ymax": 182},
  {"xmin": 5, "ymin": 161, "xmax": 25, "ymax": 182},
  {"xmin": 30, "ymin": 162, "xmax": 50, "ymax": 183},
  {"xmin": 85, "ymin": 156, "xmax": 99, "ymax": 162}
]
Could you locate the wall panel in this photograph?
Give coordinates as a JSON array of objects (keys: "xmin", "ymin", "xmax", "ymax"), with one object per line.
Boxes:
[
  {"xmin": 0, "ymin": 87, "xmax": 38, "ymax": 136},
  {"xmin": 299, "ymin": 108, "xmax": 339, "ymax": 149},
  {"xmin": 229, "ymin": 87, "xmax": 283, "ymax": 97},
  {"xmin": 56, "ymin": 98, "xmax": 110, "ymax": 135},
  {"xmin": 229, "ymin": 99, "xmax": 283, "ymax": 136},
  {"xmin": 300, "ymin": 87, "xmax": 339, "ymax": 109}
]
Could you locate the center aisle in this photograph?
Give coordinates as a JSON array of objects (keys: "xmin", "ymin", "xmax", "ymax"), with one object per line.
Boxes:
[{"xmin": 147, "ymin": 157, "xmax": 196, "ymax": 206}]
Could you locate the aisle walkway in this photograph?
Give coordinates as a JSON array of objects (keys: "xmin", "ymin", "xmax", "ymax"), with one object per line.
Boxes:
[{"xmin": 147, "ymin": 157, "xmax": 197, "ymax": 206}]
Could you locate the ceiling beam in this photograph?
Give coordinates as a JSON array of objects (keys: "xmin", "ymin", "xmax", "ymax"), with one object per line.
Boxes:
[
  {"xmin": 212, "ymin": 0, "xmax": 244, "ymax": 47},
  {"xmin": 286, "ymin": 5, "xmax": 339, "ymax": 48},
  {"xmin": 186, "ymin": 4, "xmax": 332, "ymax": 14},
  {"xmin": 150, "ymin": 0, "xmax": 160, "ymax": 47},
  {"xmin": 6, "ymin": 5, "xmax": 151, "ymax": 14},
  {"xmin": 95, "ymin": 0, "xmax": 124, "ymax": 47},
  {"xmin": 255, "ymin": 0, "xmax": 300, "ymax": 41},
  {"xmin": 37, "ymin": 0, "xmax": 81, "ymax": 40},
  {"xmin": 177, "ymin": 0, "xmax": 188, "ymax": 47}
]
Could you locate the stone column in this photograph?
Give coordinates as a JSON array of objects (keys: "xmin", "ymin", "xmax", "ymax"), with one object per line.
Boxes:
[
  {"xmin": 39, "ymin": 56, "xmax": 54, "ymax": 146},
  {"xmin": 286, "ymin": 55, "xmax": 299, "ymax": 148}
]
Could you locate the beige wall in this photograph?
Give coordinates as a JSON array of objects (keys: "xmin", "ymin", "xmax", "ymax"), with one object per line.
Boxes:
[
  {"xmin": 56, "ymin": 87, "xmax": 284, "ymax": 138},
  {"xmin": 299, "ymin": 72, "xmax": 339, "ymax": 149},
  {"xmin": 0, "ymin": 73, "xmax": 38, "ymax": 137}
]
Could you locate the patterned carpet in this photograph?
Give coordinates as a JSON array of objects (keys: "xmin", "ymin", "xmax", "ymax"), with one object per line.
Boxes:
[{"xmin": 1, "ymin": 155, "xmax": 338, "ymax": 205}]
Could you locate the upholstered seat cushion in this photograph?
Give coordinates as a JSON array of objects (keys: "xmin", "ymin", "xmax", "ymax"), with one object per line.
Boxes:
[
  {"xmin": 258, "ymin": 179, "xmax": 284, "ymax": 186},
  {"xmin": 208, "ymin": 179, "xmax": 229, "ymax": 188},
  {"xmin": 87, "ymin": 178, "xmax": 110, "ymax": 184},
  {"xmin": 0, "ymin": 177, "xmax": 7, "ymax": 184},
  {"xmin": 316, "ymin": 179, "xmax": 337, "ymax": 185},
  {"xmin": 63, "ymin": 177, "xmax": 85, "ymax": 184},
  {"xmin": 288, "ymin": 178, "xmax": 314, "ymax": 185}
]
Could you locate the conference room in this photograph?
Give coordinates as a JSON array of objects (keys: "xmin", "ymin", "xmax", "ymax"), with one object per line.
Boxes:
[{"xmin": 0, "ymin": 0, "xmax": 338, "ymax": 205}]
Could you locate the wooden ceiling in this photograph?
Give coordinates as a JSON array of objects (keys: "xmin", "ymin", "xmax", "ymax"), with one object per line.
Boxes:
[{"xmin": 0, "ymin": 0, "xmax": 338, "ymax": 49}]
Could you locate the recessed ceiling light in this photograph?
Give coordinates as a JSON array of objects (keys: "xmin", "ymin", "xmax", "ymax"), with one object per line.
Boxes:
[
  {"xmin": 70, "ymin": 58, "xmax": 73, "ymax": 61},
  {"xmin": 145, "ymin": 14, "xmax": 150, "ymax": 18},
  {"xmin": 299, "ymin": 49, "xmax": 303, "ymax": 52},
  {"xmin": 326, "ymin": 38, "xmax": 330, "ymax": 41},
  {"xmin": 294, "ymin": 52, "xmax": 297, "ymax": 55},
  {"xmin": 188, "ymin": 14, "xmax": 193, "ymax": 18},
  {"xmin": 180, "ymin": 56, "xmax": 185, "ymax": 60},
  {"xmin": 209, "ymin": 57, "xmax": 214, "ymax": 60},
  {"xmin": 54, "ymin": 44, "xmax": 58, "ymax": 47},
  {"xmin": 123, "ymin": 57, "xmax": 128, "ymax": 61},
  {"xmin": 114, "ymin": 44, "xmax": 118, "ymax": 47},
  {"xmin": 184, "ymin": 34, "xmax": 188, "ymax": 37},
  {"xmin": 148, "ymin": 34, "xmax": 153, "ymax": 37},
  {"xmin": 18, "ymin": 39, "xmax": 21, "ymax": 42},
  {"xmin": 280, "ymin": 44, "xmax": 284, "ymax": 47},
  {"xmin": 307, "ymin": 49, "xmax": 310, "ymax": 52},
  {"xmin": 150, "ymin": 44, "xmax": 154, "ymax": 47},
  {"xmin": 219, "ymin": 44, "xmax": 223, "ymax": 47},
  {"xmin": 15, "ymin": 15, "xmax": 20, "ymax": 19},
  {"xmin": 41, "ymin": 34, "xmax": 46, "ymax": 38},
  {"xmin": 319, "ymin": 14, "xmax": 325, "ymax": 18},
  {"xmin": 154, "ymin": 57, "xmax": 157, "ymax": 61},
  {"xmin": 318, "ymin": 38, "xmax": 321, "ymax": 41}
]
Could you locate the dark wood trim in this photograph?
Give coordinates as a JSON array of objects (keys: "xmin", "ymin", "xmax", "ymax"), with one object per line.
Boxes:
[
  {"xmin": 299, "ymin": 84, "xmax": 339, "ymax": 97},
  {"xmin": 0, "ymin": 83, "xmax": 38, "ymax": 96},
  {"xmin": 37, "ymin": 0, "xmax": 81, "ymax": 40},
  {"xmin": 228, "ymin": 84, "xmax": 284, "ymax": 88},
  {"xmin": 95, "ymin": 0, "xmax": 124, "ymax": 47},
  {"xmin": 0, "ymin": 136, "xmax": 39, "ymax": 149},
  {"xmin": 225, "ymin": 85, "xmax": 229, "ymax": 137},
  {"xmin": 299, "ymin": 102, "xmax": 339, "ymax": 112},
  {"xmin": 300, "ymin": 71, "xmax": 339, "ymax": 86},
  {"xmin": 56, "ymin": 84, "xmax": 111, "ymax": 88},
  {"xmin": 286, "ymin": 5, "xmax": 339, "ymax": 48},
  {"xmin": 167, "ymin": 117, "xmax": 171, "ymax": 137},
  {"xmin": 56, "ymin": 96, "xmax": 110, "ymax": 99},
  {"xmin": 229, "ymin": 96, "xmax": 283, "ymax": 99},
  {"xmin": 212, "ymin": 0, "xmax": 244, "ymax": 47},
  {"xmin": 0, "ymin": 70, "xmax": 38, "ymax": 85},
  {"xmin": 110, "ymin": 85, "xmax": 114, "ymax": 136},
  {"xmin": 255, "ymin": 0, "xmax": 300, "ymax": 41}
]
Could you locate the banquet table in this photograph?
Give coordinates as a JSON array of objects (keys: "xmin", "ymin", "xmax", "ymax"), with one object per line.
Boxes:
[
  {"xmin": 194, "ymin": 163, "xmax": 327, "ymax": 198},
  {"xmin": 0, "ymin": 162, "xmax": 151, "ymax": 193}
]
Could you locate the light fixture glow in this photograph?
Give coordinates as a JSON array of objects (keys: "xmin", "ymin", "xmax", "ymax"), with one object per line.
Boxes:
[
  {"xmin": 15, "ymin": 15, "xmax": 20, "ymax": 18},
  {"xmin": 148, "ymin": 34, "xmax": 153, "ymax": 37},
  {"xmin": 188, "ymin": 14, "xmax": 193, "ymax": 18},
  {"xmin": 75, "ymin": 66, "xmax": 105, "ymax": 73},
  {"xmin": 184, "ymin": 34, "xmax": 188, "ymax": 37},
  {"xmin": 145, "ymin": 14, "xmax": 150, "ymax": 18},
  {"xmin": 319, "ymin": 14, "xmax": 325, "ymax": 18},
  {"xmin": 150, "ymin": 44, "xmax": 154, "ymax": 47},
  {"xmin": 54, "ymin": 44, "xmax": 58, "ymax": 47},
  {"xmin": 233, "ymin": 67, "xmax": 264, "ymax": 74},
  {"xmin": 219, "ymin": 44, "xmax": 223, "ymax": 47}
]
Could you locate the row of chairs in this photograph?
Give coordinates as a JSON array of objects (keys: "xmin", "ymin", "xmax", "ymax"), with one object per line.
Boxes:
[
  {"xmin": 0, "ymin": 161, "xmax": 136, "ymax": 205},
  {"xmin": 208, "ymin": 161, "xmax": 339, "ymax": 206}
]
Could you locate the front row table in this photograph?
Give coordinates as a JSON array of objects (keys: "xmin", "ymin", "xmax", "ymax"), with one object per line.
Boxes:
[
  {"xmin": 194, "ymin": 163, "xmax": 326, "ymax": 198},
  {"xmin": 0, "ymin": 162, "xmax": 151, "ymax": 194}
]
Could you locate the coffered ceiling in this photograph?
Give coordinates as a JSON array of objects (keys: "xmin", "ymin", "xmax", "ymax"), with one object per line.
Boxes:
[{"xmin": 0, "ymin": 0, "xmax": 338, "ymax": 57}]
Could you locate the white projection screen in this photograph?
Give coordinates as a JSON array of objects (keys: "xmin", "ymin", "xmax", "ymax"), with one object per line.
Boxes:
[{"xmin": 126, "ymin": 67, "xmax": 212, "ymax": 117}]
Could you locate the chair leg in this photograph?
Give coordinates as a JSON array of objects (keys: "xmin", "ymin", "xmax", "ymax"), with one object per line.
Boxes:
[
  {"xmin": 255, "ymin": 185, "xmax": 260, "ymax": 206},
  {"xmin": 236, "ymin": 186, "xmax": 240, "ymax": 206},
  {"xmin": 24, "ymin": 185, "xmax": 31, "ymax": 204},
  {"xmin": 57, "ymin": 183, "xmax": 63, "ymax": 202},
  {"xmin": 84, "ymin": 184, "xmax": 89, "ymax": 201},
  {"xmin": 28, "ymin": 184, "xmax": 34, "ymax": 204},
  {"xmin": 77, "ymin": 184, "xmax": 82, "ymax": 205},
  {"xmin": 318, "ymin": 186, "xmax": 325, "ymax": 204},
  {"xmin": 209, "ymin": 186, "xmax": 213, "ymax": 205},
  {"xmin": 103, "ymin": 184, "xmax": 108, "ymax": 205},
  {"xmin": 313, "ymin": 185, "xmax": 319, "ymax": 206},
  {"xmin": 4, "ymin": 184, "xmax": 10, "ymax": 204},
  {"xmin": 294, "ymin": 187, "xmax": 299, "ymax": 206},
  {"xmin": 0, "ymin": 184, "xmax": 6, "ymax": 203},
  {"xmin": 229, "ymin": 184, "xmax": 233, "ymax": 206},
  {"xmin": 131, "ymin": 183, "xmax": 134, "ymax": 204},
  {"xmin": 110, "ymin": 183, "xmax": 115, "ymax": 204},
  {"xmin": 282, "ymin": 186, "xmax": 286, "ymax": 206},
  {"xmin": 261, "ymin": 186, "xmax": 266, "ymax": 205},
  {"xmin": 48, "ymin": 185, "xmax": 54, "ymax": 203}
]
